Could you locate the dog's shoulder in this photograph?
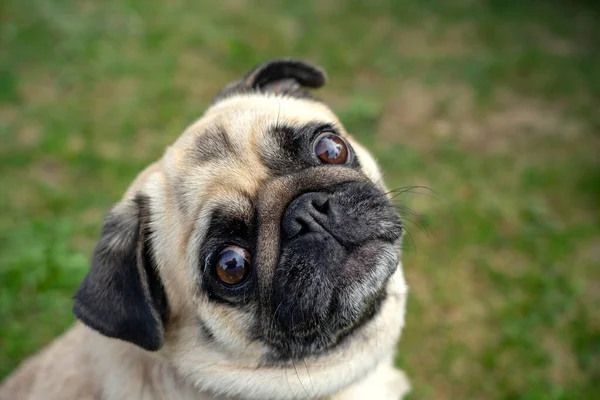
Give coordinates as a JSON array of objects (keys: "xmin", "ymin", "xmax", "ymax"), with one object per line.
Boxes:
[{"xmin": 0, "ymin": 324, "xmax": 100, "ymax": 400}]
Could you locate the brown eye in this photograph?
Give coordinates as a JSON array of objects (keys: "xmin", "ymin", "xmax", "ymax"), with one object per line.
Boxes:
[
  {"xmin": 215, "ymin": 246, "xmax": 251, "ymax": 286},
  {"xmin": 314, "ymin": 133, "xmax": 348, "ymax": 164}
]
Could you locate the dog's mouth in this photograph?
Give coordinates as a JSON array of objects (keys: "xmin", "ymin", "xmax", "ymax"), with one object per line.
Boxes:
[
  {"xmin": 262, "ymin": 282, "xmax": 390, "ymax": 361},
  {"xmin": 258, "ymin": 183, "xmax": 402, "ymax": 360},
  {"xmin": 262, "ymin": 290, "xmax": 386, "ymax": 363}
]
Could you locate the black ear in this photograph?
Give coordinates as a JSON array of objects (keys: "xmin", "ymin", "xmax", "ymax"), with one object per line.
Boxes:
[
  {"xmin": 213, "ymin": 58, "xmax": 327, "ymax": 102},
  {"xmin": 73, "ymin": 194, "xmax": 168, "ymax": 351}
]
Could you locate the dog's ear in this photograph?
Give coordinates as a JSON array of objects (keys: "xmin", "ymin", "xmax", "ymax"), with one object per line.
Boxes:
[
  {"xmin": 73, "ymin": 194, "xmax": 168, "ymax": 351},
  {"xmin": 213, "ymin": 58, "xmax": 327, "ymax": 102}
]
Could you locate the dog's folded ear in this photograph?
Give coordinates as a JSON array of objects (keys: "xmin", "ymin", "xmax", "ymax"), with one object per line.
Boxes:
[
  {"xmin": 213, "ymin": 58, "xmax": 327, "ymax": 102},
  {"xmin": 73, "ymin": 194, "xmax": 168, "ymax": 351}
]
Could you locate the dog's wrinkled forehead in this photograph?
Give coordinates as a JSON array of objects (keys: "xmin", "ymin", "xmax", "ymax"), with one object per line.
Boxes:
[{"xmin": 163, "ymin": 95, "xmax": 343, "ymax": 217}]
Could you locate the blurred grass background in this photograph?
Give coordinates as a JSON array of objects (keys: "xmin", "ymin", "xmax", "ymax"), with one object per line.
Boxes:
[{"xmin": 1, "ymin": 0, "xmax": 599, "ymax": 398}]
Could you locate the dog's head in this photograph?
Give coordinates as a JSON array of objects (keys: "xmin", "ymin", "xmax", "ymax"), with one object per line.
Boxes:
[{"xmin": 73, "ymin": 59, "xmax": 408, "ymax": 399}]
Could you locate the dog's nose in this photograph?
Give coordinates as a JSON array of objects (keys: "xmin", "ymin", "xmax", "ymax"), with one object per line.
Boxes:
[{"xmin": 282, "ymin": 192, "xmax": 337, "ymax": 241}]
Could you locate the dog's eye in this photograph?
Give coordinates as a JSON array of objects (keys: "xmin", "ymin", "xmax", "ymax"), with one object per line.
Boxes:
[
  {"xmin": 215, "ymin": 246, "xmax": 251, "ymax": 286},
  {"xmin": 314, "ymin": 133, "xmax": 348, "ymax": 164}
]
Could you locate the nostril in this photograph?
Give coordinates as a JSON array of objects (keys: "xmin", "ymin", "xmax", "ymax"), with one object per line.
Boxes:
[
  {"xmin": 296, "ymin": 218, "xmax": 310, "ymax": 236},
  {"xmin": 312, "ymin": 198, "xmax": 330, "ymax": 215}
]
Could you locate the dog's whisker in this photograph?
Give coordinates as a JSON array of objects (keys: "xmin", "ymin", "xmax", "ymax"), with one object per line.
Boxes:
[
  {"xmin": 275, "ymin": 100, "xmax": 282, "ymax": 129},
  {"xmin": 302, "ymin": 358, "xmax": 316, "ymax": 397},
  {"xmin": 401, "ymin": 227, "xmax": 418, "ymax": 251},
  {"xmin": 392, "ymin": 205, "xmax": 430, "ymax": 236},
  {"xmin": 284, "ymin": 366, "xmax": 295, "ymax": 398},
  {"xmin": 390, "ymin": 188, "xmax": 439, "ymax": 201},
  {"xmin": 292, "ymin": 358, "xmax": 313, "ymax": 400},
  {"xmin": 387, "ymin": 185, "xmax": 437, "ymax": 194}
]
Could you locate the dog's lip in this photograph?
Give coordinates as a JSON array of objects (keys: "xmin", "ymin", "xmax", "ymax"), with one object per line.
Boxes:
[
  {"xmin": 285, "ymin": 225, "xmax": 347, "ymax": 250},
  {"xmin": 262, "ymin": 287, "xmax": 388, "ymax": 361}
]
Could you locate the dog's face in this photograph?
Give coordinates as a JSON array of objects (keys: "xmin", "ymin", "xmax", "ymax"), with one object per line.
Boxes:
[{"xmin": 73, "ymin": 60, "xmax": 408, "ymax": 399}]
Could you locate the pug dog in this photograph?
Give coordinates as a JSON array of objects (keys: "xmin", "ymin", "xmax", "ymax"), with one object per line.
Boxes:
[{"xmin": 0, "ymin": 59, "xmax": 410, "ymax": 400}]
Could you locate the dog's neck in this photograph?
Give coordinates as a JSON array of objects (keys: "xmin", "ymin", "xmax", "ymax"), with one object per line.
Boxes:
[{"xmin": 87, "ymin": 325, "xmax": 353, "ymax": 400}]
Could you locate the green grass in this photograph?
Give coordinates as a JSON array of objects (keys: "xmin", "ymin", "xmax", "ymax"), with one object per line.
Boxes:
[{"xmin": 1, "ymin": 0, "xmax": 599, "ymax": 398}]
